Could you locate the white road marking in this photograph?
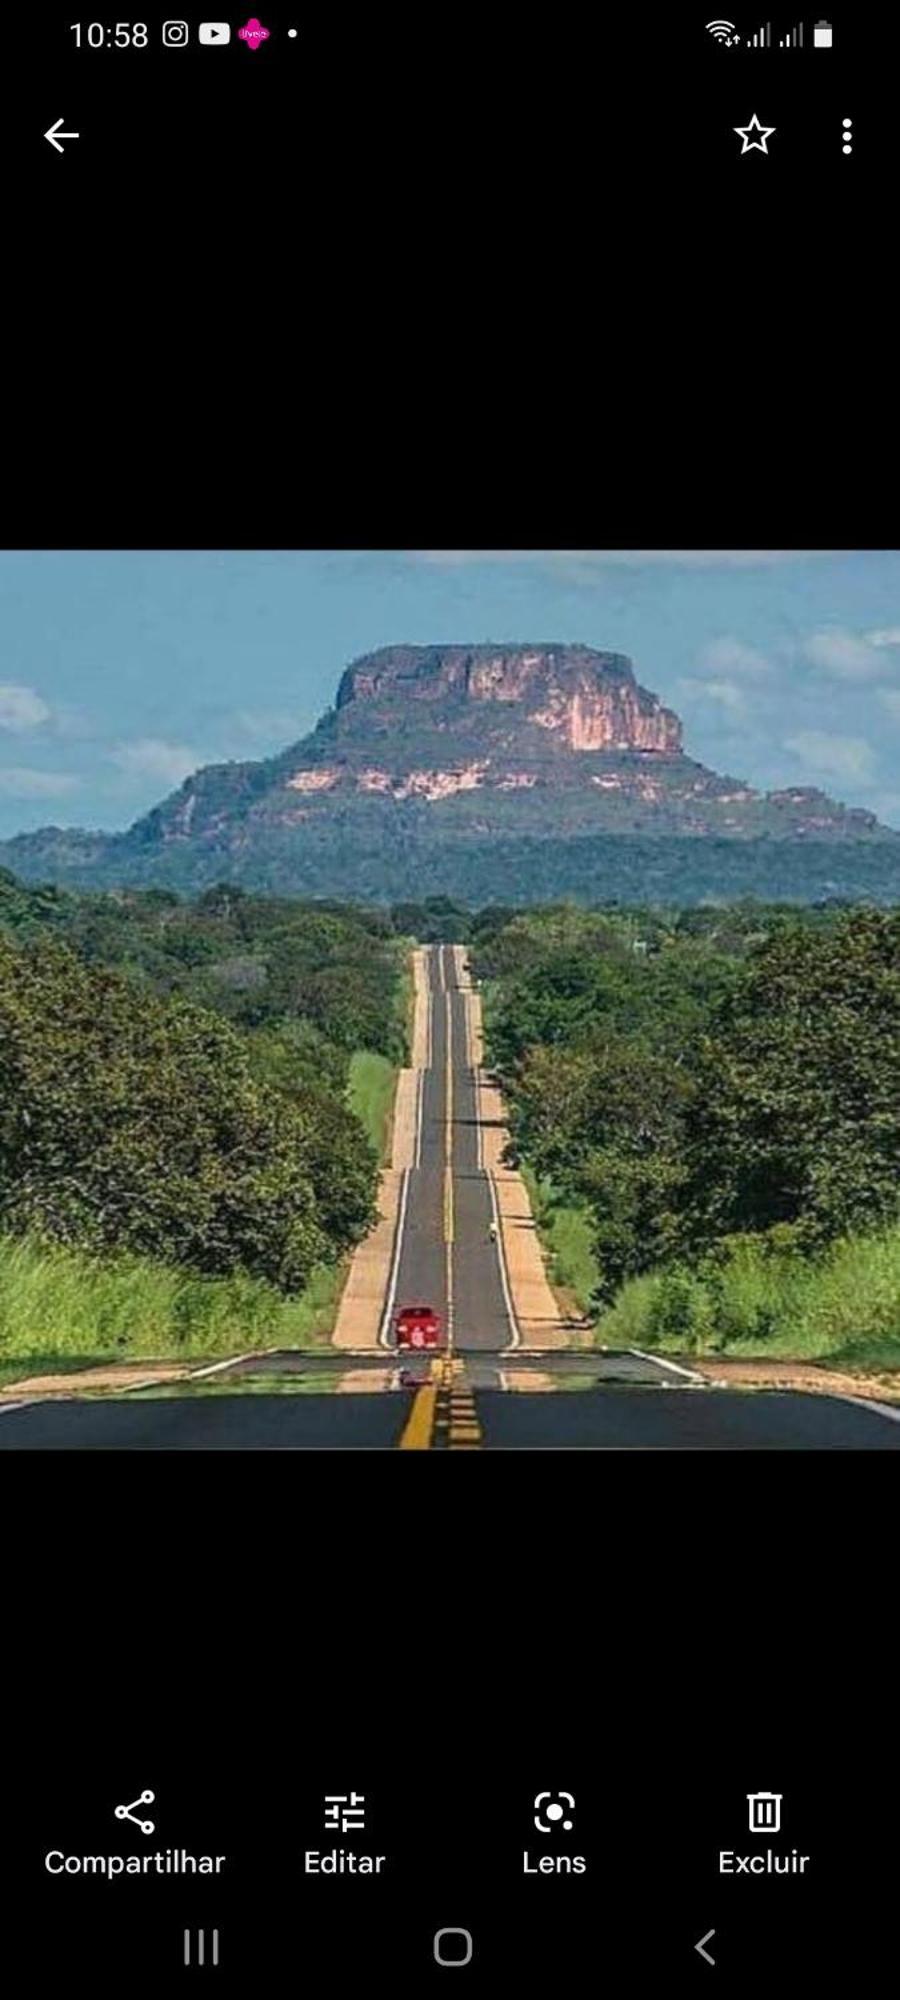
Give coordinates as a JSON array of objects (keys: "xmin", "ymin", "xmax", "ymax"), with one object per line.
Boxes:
[
  {"xmin": 378, "ymin": 946, "xmax": 431, "ymax": 1348},
  {"xmin": 627, "ymin": 1353, "xmax": 900, "ymax": 1425},
  {"xmin": 458, "ymin": 948, "xmax": 519, "ymax": 1353},
  {"xmin": 414, "ymin": 1064, "xmax": 424, "ymax": 1169},
  {"xmin": 378, "ymin": 1166, "xmax": 412, "ymax": 1349},
  {"xmin": 824, "ymin": 1391, "xmax": 900, "ymax": 1426},
  {"xmin": 188, "ymin": 1347, "xmax": 281, "ymax": 1380},
  {"xmin": 445, "ymin": 982, "xmax": 455, "ymax": 1354},
  {"xmin": 628, "ymin": 1347, "xmax": 706, "ymax": 1383},
  {"xmin": 490, "ymin": 1170, "xmax": 520, "ymax": 1353}
]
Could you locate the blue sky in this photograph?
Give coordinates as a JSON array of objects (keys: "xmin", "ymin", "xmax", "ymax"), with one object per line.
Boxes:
[{"xmin": 2, "ymin": 548, "xmax": 900, "ymax": 837}]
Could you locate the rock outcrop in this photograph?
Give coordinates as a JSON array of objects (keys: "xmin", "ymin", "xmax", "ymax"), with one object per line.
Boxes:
[
  {"xmin": 3, "ymin": 641, "xmax": 898, "ymax": 904},
  {"xmin": 334, "ymin": 644, "xmax": 681, "ymax": 757}
]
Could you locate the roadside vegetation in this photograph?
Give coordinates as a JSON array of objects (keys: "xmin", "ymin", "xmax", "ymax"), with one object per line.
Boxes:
[
  {"xmin": 521, "ymin": 1166, "xmax": 599, "ymax": 1320},
  {"xmin": 0, "ymin": 1235, "xmax": 336, "ymax": 1384},
  {"xmin": 470, "ymin": 901, "xmax": 900, "ymax": 1372},
  {"xmin": 600, "ymin": 1227, "xmax": 900, "ymax": 1371},
  {"xmin": 5, "ymin": 874, "xmax": 900, "ymax": 1383},
  {"xmin": 0, "ymin": 871, "xmax": 407, "ymax": 1380},
  {"xmin": 348, "ymin": 1050, "xmax": 398, "ymax": 1166}
]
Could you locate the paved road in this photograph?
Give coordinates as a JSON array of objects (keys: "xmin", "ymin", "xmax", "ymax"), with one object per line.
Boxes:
[
  {"xmin": 2, "ymin": 942, "xmax": 898, "ymax": 1448},
  {"xmin": 2, "ymin": 1370, "xmax": 898, "ymax": 1448},
  {"xmin": 388, "ymin": 943, "xmax": 512, "ymax": 1350}
]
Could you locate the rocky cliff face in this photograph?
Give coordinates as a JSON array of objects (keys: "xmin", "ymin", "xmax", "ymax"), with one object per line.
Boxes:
[{"xmin": 334, "ymin": 644, "xmax": 682, "ymax": 756}]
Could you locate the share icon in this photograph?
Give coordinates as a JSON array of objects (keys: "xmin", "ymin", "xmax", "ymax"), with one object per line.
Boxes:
[{"xmin": 114, "ymin": 1789, "xmax": 156, "ymax": 1836}]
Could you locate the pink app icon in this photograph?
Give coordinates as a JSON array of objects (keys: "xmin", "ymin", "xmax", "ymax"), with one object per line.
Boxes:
[{"xmin": 237, "ymin": 16, "xmax": 270, "ymax": 48}]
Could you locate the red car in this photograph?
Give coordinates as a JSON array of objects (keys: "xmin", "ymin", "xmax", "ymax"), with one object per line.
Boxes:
[{"xmin": 395, "ymin": 1304, "xmax": 442, "ymax": 1349}]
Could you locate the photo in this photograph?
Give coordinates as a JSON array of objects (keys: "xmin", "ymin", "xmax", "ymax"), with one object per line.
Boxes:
[{"xmin": 1, "ymin": 547, "xmax": 899, "ymax": 1450}]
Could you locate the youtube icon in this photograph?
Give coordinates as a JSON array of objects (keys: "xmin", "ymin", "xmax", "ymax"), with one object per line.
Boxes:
[{"xmin": 199, "ymin": 21, "xmax": 231, "ymax": 42}]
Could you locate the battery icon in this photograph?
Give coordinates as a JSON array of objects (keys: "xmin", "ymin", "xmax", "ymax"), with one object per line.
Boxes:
[{"xmin": 813, "ymin": 19, "xmax": 833, "ymax": 45}]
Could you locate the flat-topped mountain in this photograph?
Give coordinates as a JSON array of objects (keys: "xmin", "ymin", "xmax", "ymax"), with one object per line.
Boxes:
[
  {"xmin": 2, "ymin": 644, "xmax": 899, "ymax": 904},
  {"xmin": 334, "ymin": 643, "xmax": 682, "ymax": 755}
]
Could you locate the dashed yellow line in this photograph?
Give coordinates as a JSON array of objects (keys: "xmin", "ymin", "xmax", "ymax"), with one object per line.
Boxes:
[
  {"xmin": 397, "ymin": 1355, "xmax": 484, "ymax": 1449},
  {"xmin": 397, "ymin": 954, "xmax": 483, "ymax": 1447},
  {"xmin": 444, "ymin": 987, "xmax": 455, "ymax": 1355},
  {"xmin": 442, "ymin": 1356, "xmax": 484, "ymax": 1449}
]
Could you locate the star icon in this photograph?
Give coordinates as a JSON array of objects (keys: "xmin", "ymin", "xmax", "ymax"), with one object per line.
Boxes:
[{"xmin": 734, "ymin": 113, "xmax": 776, "ymax": 154}]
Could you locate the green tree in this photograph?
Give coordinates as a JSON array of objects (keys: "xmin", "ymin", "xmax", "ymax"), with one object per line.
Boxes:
[
  {"xmin": 680, "ymin": 911, "xmax": 900, "ymax": 1249},
  {"xmin": 0, "ymin": 936, "xmax": 376, "ymax": 1289}
]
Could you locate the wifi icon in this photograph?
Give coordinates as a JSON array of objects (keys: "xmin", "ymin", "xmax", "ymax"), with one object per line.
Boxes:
[{"xmin": 706, "ymin": 18, "xmax": 740, "ymax": 41}]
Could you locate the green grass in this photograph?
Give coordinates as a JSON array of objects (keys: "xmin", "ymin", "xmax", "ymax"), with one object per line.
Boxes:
[
  {"xmin": 0, "ymin": 1233, "xmax": 340, "ymax": 1384},
  {"xmin": 521, "ymin": 1166, "xmax": 599, "ymax": 1317},
  {"xmin": 394, "ymin": 941, "xmax": 415, "ymax": 1065},
  {"xmin": 0, "ymin": 1043, "xmax": 399, "ymax": 1387},
  {"xmin": 598, "ymin": 1227, "xmax": 900, "ymax": 1370},
  {"xmin": 348, "ymin": 1049, "xmax": 397, "ymax": 1162}
]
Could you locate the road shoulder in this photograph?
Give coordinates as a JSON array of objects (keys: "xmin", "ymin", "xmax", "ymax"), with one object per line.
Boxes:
[
  {"xmin": 332, "ymin": 947, "xmax": 429, "ymax": 1349},
  {"xmin": 458, "ymin": 948, "xmax": 571, "ymax": 1350}
]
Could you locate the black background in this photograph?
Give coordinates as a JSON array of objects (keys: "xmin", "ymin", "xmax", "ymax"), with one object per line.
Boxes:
[
  {"xmin": 5, "ymin": 3, "xmax": 885, "ymax": 548},
  {"xmin": 5, "ymin": 1461, "xmax": 892, "ymax": 1986},
  {"xmin": 2, "ymin": 3, "xmax": 894, "ymax": 1985}
]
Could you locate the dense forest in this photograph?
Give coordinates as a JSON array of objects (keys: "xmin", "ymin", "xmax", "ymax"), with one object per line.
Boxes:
[
  {"xmin": 0, "ymin": 869, "xmax": 409, "ymax": 1372},
  {"xmin": 6, "ymin": 823, "xmax": 900, "ymax": 905},
  {"xmin": 470, "ymin": 902, "xmax": 900, "ymax": 1368}
]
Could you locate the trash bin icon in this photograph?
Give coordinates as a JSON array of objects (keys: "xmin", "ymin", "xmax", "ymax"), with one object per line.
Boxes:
[{"xmin": 747, "ymin": 1791, "xmax": 782, "ymax": 1833}]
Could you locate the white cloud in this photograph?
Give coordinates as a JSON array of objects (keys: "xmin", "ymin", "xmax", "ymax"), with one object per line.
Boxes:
[
  {"xmin": 783, "ymin": 730, "xmax": 876, "ymax": 783},
  {"xmin": 678, "ymin": 676, "xmax": 747, "ymax": 715},
  {"xmin": 695, "ymin": 637, "xmax": 773, "ymax": 679},
  {"xmin": 0, "ymin": 767, "xmax": 80, "ymax": 798},
  {"xmin": 866, "ymin": 627, "xmax": 900, "ymax": 648},
  {"xmin": 413, "ymin": 549, "xmax": 835, "ymax": 569},
  {"xmin": 0, "ymin": 683, "xmax": 52, "ymax": 732},
  {"xmin": 801, "ymin": 629, "xmax": 889, "ymax": 682},
  {"xmin": 111, "ymin": 738, "xmax": 202, "ymax": 786}
]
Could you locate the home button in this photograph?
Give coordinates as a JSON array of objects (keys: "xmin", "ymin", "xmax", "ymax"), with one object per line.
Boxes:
[{"xmin": 434, "ymin": 1927, "xmax": 474, "ymax": 1967}]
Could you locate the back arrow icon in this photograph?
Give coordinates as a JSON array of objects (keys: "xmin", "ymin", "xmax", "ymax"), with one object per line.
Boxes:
[
  {"xmin": 45, "ymin": 118, "xmax": 80, "ymax": 154},
  {"xmin": 695, "ymin": 1929, "xmax": 716, "ymax": 1966}
]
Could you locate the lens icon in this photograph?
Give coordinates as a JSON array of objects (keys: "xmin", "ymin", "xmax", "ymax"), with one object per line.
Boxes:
[{"xmin": 162, "ymin": 20, "xmax": 190, "ymax": 45}]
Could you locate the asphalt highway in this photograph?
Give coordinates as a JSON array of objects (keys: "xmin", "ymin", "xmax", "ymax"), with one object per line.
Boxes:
[
  {"xmin": 385, "ymin": 942, "xmax": 513, "ymax": 1351},
  {"xmin": 1, "ymin": 1372, "xmax": 898, "ymax": 1447}
]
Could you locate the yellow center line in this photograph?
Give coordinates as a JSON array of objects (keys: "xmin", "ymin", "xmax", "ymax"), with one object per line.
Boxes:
[
  {"xmin": 398, "ymin": 1356, "xmax": 441, "ymax": 1450},
  {"xmin": 444, "ymin": 981, "xmax": 455, "ymax": 1354},
  {"xmin": 397, "ymin": 1355, "xmax": 485, "ymax": 1450},
  {"xmin": 397, "ymin": 952, "xmax": 481, "ymax": 1447}
]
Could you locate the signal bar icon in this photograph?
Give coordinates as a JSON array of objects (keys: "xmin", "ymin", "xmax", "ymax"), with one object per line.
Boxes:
[
  {"xmin": 778, "ymin": 21, "xmax": 804, "ymax": 44},
  {"xmin": 747, "ymin": 21, "xmax": 771, "ymax": 47}
]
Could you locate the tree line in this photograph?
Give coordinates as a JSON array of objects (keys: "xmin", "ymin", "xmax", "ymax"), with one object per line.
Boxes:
[
  {"xmin": 0, "ymin": 871, "xmax": 408, "ymax": 1292},
  {"xmin": 471, "ymin": 903, "xmax": 900, "ymax": 1303}
]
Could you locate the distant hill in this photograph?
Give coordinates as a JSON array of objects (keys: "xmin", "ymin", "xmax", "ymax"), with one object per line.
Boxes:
[{"xmin": 3, "ymin": 643, "xmax": 900, "ymax": 904}]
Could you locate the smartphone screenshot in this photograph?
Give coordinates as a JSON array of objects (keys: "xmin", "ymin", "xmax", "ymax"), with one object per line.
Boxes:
[{"xmin": 2, "ymin": 7, "xmax": 893, "ymax": 1989}]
